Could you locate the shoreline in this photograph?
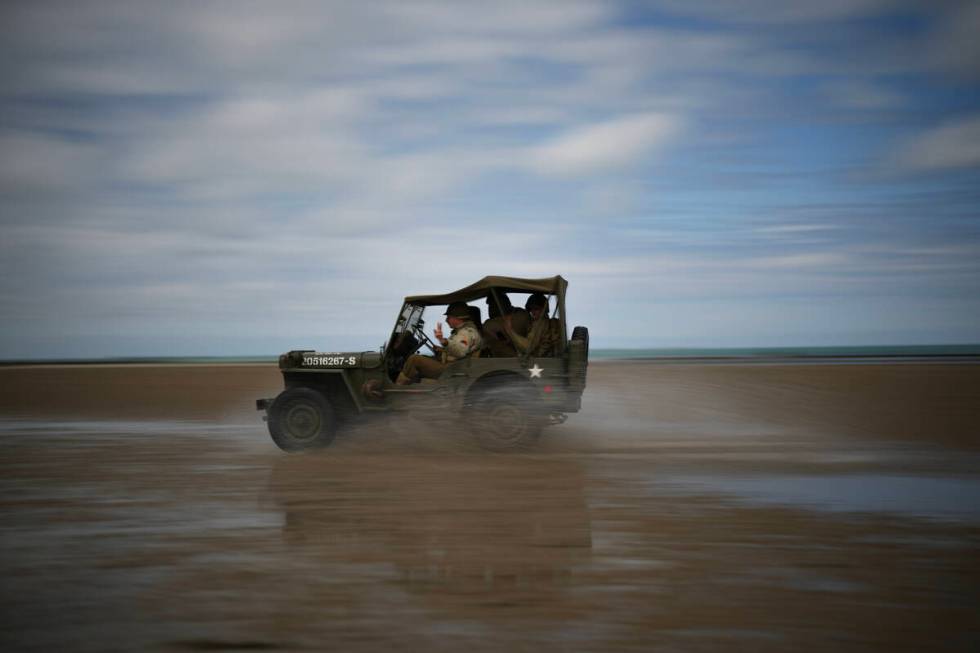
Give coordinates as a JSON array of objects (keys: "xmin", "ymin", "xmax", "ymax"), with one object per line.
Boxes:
[{"xmin": 3, "ymin": 353, "xmax": 980, "ymax": 368}]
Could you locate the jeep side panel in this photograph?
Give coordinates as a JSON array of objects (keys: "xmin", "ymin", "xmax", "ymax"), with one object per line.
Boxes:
[{"xmin": 466, "ymin": 356, "xmax": 576, "ymax": 413}]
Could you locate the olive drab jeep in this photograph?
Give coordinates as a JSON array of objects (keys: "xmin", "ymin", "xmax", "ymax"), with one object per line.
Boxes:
[{"xmin": 256, "ymin": 275, "xmax": 589, "ymax": 452}]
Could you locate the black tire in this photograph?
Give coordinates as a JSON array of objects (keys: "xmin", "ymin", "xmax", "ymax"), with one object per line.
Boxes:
[
  {"xmin": 468, "ymin": 385, "xmax": 543, "ymax": 452},
  {"xmin": 571, "ymin": 326, "xmax": 589, "ymax": 353},
  {"xmin": 268, "ymin": 387, "xmax": 337, "ymax": 452}
]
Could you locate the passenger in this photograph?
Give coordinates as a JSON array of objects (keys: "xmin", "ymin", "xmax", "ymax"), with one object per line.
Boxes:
[
  {"xmin": 483, "ymin": 291, "xmax": 531, "ymax": 358},
  {"xmin": 468, "ymin": 305, "xmax": 485, "ymax": 358},
  {"xmin": 483, "ymin": 307, "xmax": 529, "ymax": 357},
  {"xmin": 468, "ymin": 305, "xmax": 483, "ymax": 331},
  {"xmin": 503, "ymin": 292, "xmax": 561, "ymax": 357},
  {"xmin": 486, "ymin": 292, "xmax": 512, "ymax": 320},
  {"xmin": 396, "ymin": 301, "xmax": 483, "ymax": 384}
]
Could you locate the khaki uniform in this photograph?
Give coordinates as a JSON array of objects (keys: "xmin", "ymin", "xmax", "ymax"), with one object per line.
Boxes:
[
  {"xmin": 507, "ymin": 316, "xmax": 561, "ymax": 357},
  {"xmin": 399, "ymin": 354, "xmax": 446, "ymax": 382},
  {"xmin": 482, "ymin": 309, "xmax": 530, "ymax": 357},
  {"xmin": 399, "ymin": 319, "xmax": 483, "ymax": 382},
  {"xmin": 442, "ymin": 320, "xmax": 482, "ymax": 361},
  {"xmin": 482, "ymin": 317, "xmax": 517, "ymax": 357}
]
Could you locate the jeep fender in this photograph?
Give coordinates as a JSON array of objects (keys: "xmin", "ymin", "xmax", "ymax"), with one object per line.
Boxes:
[
  {"xmin": 282, "ymin": 370, "xmax": 362, "ymax": 415},
  {"xmin": 463, "ymin": 371, "xmax": 534, "ymax": 408}
]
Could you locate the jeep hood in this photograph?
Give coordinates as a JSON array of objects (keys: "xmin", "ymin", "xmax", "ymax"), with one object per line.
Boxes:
[{"xmin": 279, "ymin": 350, "xmax": 382, "ymax": 370}]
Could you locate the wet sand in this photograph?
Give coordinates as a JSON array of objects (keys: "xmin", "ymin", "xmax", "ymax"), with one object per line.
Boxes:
[{"xmin": 1, "ymin": 361, "xmax": 979, "ymax": 651}]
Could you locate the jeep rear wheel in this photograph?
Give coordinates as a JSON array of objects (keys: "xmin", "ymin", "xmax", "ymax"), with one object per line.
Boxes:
[
  {"xmin": 469, "ymin": 388, "xmax": 543, "ymax": 452},
  {"xmin": 268, "ymin": 388, "xmax": 337, "ymax": 452}
]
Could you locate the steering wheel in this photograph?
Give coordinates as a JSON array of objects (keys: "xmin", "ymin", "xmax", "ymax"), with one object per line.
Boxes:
[{"xmin": 415, "ymin": 324, "xmax": 440, "ymax": 354}]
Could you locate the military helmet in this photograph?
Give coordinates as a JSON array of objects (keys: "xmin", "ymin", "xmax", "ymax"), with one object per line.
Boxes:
[
  {"xmin": 525, "ymin": 293, "xmax": 548, "ymax": 311},
  {"xmin": 444, "ymin": 301, "xmax": 471, "ymax": 319}
]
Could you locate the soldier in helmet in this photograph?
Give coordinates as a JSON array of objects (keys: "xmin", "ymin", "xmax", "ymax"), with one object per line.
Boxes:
[
  {"xmin": 483, "ymin": 308, "xmax": 530, "ymax": 357},
  {"xmin": 396, "ymin": 301, "xmax": 483, "ymax": 384},
  {"xmin": 503, "ymin": 292, "xmax": 561, "ymax": 357}
]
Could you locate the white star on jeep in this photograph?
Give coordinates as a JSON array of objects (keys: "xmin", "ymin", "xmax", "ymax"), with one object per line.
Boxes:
[{"xmin": 528, "ymin": 364, "xmax": 543, "ymax": 378}]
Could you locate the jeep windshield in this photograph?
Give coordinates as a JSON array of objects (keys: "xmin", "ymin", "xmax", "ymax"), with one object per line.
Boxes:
[{"xmin": 396, "ymin": 302, "xmax": 425, "ymax": 336}]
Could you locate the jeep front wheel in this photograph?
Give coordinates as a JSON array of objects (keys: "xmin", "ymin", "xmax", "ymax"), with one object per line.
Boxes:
[{"xmin": 268, "ymin": 388, "xmax": 337, "ymax": 452}]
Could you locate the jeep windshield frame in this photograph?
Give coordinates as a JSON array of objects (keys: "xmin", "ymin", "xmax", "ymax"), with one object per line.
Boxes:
[
  {"xmin": 396, "ymin": 302, "xmax": 425, "ymax": 333},
  {"xmin": 385, "ymin": 302, "xmax": 426, "ymax": 353}
]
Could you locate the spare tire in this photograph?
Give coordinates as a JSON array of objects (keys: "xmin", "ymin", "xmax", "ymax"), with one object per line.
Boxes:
[
  {"xmin": 568, "ymin": 326, "xmax": 589, "ymax": 393},
  {"xmin": 571, "ymin": 326, "xmax": 589, "ymax": 354}
]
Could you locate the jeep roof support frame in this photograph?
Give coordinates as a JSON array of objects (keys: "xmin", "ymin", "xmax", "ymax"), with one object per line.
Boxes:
[
  {"xmin": 488, "ymin": 287, "xmax": 507, "ymax": 321},
  {"xmin": 556, "ymin": 288, "xmax": 567, "ymax": 349}
]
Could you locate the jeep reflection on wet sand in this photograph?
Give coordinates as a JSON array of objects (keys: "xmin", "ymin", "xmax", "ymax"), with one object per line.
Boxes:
[{"xmin": 257, "ymin": 275, "xmax": 589, "ymax": 452}]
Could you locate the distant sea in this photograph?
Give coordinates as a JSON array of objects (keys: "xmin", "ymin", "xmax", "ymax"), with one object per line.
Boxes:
[
  {"xmin": 590, "ymin": 344, "xmax": 980, "ymax": 360},
  {"xmin": 3, "ymin": 344, "xmax": 979, "ymax": 365}
]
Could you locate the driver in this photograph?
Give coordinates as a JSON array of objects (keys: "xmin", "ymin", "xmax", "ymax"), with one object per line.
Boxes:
[{"xmin": 396, "ymin": 301, "xmax": 483, "ymax": 384}]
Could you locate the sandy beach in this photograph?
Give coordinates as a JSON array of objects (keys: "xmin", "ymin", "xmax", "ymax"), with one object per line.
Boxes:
[{"xmin": 2, "ymin": 360, "xmax": 979, "ymax": 651}]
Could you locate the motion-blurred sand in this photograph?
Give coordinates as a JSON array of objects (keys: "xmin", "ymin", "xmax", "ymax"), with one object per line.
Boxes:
[
  {"xmin": 1, "ymin": 360, "xmax": 977, "ymax": 448},
  {"xmin": 1, "ymin": 360, "xmax": 978, "ymax": 651}
]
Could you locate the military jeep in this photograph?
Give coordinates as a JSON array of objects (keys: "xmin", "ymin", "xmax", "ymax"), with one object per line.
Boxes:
[{"xmin": 257, "ymin": 275, "xmax": 589, "ymax": 452}]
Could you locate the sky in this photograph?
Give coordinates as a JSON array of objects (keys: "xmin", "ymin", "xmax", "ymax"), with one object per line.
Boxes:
[{"xmin": 1, "ymin": 0, "xmax": 979, "ymax": 358}]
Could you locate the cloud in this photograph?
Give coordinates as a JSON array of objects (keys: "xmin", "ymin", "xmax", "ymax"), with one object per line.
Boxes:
[
  {"xmin": 118, "ymin": 90, "xmax": 371, "ymax": 192},
  {"xmin": 378, "ymin": 0, "xmax": 609, "ymax": 35},
  {"xmin": 1, "ymin": 1, "xmax": 978, "ymax": 356},
  {"xmin": 894, "ymin": 115, "xmax": 980, "ymax": 171},
  {"xmin": 928, "ymin": 1, "xmax": 980, "ymax": 80},
  {"xmin": 821, "ymin": 80, "xmax": 904, "ymax": 110},
  {"xmin": 754, "ymin": 224, "xmax": 841, "ymax": 235},
  {"xmin": 528, "ymin": 113, "xmax": 681, "ymax": 177},
  {"xmin": 0, "ymin": 131, "xmax": 105, "ymax": 192},
  {"xmin": 648, "ymin": 0, "xmax": 908, "ymax": 24}
]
